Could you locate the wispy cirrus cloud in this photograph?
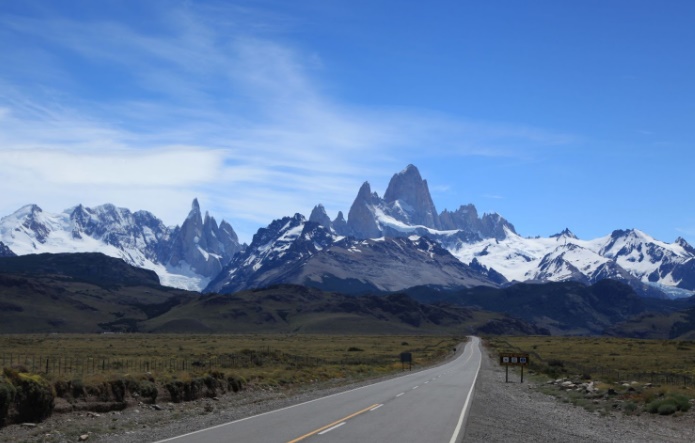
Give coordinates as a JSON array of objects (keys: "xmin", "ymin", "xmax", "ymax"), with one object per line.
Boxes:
[{"xmin": 0, "ymin": 2, "xmax": 577, "ymax": 241}]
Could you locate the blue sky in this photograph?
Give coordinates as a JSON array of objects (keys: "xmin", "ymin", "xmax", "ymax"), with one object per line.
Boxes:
[{"xmin": 0, "ymin": 0, "xmax": 693, "ymax": 244}]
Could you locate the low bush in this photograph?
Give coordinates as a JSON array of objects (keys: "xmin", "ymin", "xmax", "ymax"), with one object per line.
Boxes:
[
  {"xmin": 137, "ymin": 380, "xmax": 158, "ymax": 403},
  {"xmin": 623, "ymin": 401, "xmax": 638, "ymax": 415},
  {"xmin": 109, "ymin": 378, "xmax": 127, "ymax": 402},
  {"xmin": 646, "ymin": 394, "xmax": 691, "ymax": 415},
  {"xmin": 0, "ymin": 376, "xmax": 16, "ymax": 426},
  {"xmin": 227, "ymin": 375, "xmax": 243, "ymax": 393},
  {"xmin": 3, "ymin": 368, "xmax": 55, "ymax": 423}
]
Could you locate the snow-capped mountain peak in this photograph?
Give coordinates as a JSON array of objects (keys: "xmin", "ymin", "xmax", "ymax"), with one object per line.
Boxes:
[{"xmin": 0, "ymin": 199, "xmax": 245, "ymax": 291}]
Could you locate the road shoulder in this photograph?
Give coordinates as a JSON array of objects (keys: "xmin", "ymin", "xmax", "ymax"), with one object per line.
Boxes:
[{"xmin": 464, "ymin": 343, "xmax": 695, "ymax": 442}]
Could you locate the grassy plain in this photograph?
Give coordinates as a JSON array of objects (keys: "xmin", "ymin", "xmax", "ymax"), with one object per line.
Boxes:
[
  {"xmin": 486, "ymin": 336, "xmax": 695, "ymax": 416},
  {"xmin": 487, "ymin": 336, "xmax": 695, "ymax": 376},
  {"xmin": 0, "ymin": 334, "xmax": 463, "ymax": 388}
]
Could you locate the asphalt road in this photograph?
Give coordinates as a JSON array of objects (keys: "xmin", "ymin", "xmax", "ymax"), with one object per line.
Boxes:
[{"xmin": 155, "ymin": 336, "xmax": 482, "ymax": 443}]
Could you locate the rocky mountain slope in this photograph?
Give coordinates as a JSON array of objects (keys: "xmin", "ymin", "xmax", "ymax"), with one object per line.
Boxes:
[
  {"xmin": 0, "ymin": 253, "xmax": 189, "ymax": 333},
  {"xmin": 406, "ymin": 279, "xmax": 657, "ymax": 335},
  {"xmin": 0, "ymin": 253, "xmax": 540, "ymax": 335},
  {"xmin": 0, "ymin": 241, "xmax": 15, "ymax": 257},
  {"xmin": 0, "ymin": 199, "xmax": 245, "ymax": 290},
  {"xmin": 205, "ymin": 213, "xmax": 502, "ymax": 294}
]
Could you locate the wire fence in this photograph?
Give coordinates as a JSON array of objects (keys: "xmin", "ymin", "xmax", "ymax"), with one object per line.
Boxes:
[
  {"xmin": 569, "ymin": 363, "xmax": 695, "ymax": 387},
  {"xmin": 0, "ymin": 351, "xmax": 400, "ymax": 376}
]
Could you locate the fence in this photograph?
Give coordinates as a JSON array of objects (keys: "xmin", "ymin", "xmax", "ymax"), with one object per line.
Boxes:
[
  {"xmin": 0, "ymin": 352, "xmax": 323, "ymax": 376},
  {"xmin": 0, "ymin": 351, "xmax": 398, "ymax": 376},
  {"xmin": 570, "ymin": 363, "xmax": 695, "ymax": 387}
]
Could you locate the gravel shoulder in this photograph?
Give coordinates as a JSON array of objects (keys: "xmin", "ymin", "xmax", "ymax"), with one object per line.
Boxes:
[
  {"xmin": 464, "ymin": 345, "xmax": 695, "ymax": 442},
  {"xmin": 1, "ymin": 376, "xmax": 406, "ymax": 443}
]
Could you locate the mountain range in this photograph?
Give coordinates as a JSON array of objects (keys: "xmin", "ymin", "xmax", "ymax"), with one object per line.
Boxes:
[
  {"xmin": 0, "ymin": 252, "xmax": 545, "ymax": 335},
  {"xmin": 1, "ymin": 164, "xmax": 694, "ymax": 299},
  {"xmin": 4, "ymin": 251, "xmax": 695, "ymax": 338},
  {"xmin": 0, "ymin": 199, "xmax": 245, "ymax": 290}
]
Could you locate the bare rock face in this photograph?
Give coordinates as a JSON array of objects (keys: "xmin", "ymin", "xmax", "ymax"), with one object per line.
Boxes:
[
  {"xmin": 383, "ymin": 164, "xmax": 441, "ymax": 230},
  {"xmin": 205, "ymin": 214, "xmax": 501, "ymax": 295},
  {"xmin": 346, "ymin": 182, "xmax": 383, "ymax": 239},
  {"xmin": 167, "ymin": 199, "xmax": 244, "ymax": 278},
  {"xmin": 309, "ymin": 204, "xmax": 333, "ymax": 231},
  {"xmin": 440, "ymin": 205, "xmax": 516, "ymax": 241},
  {"xmin": 0, "ymin": 241, "xmax": 15, "ymax": 257},
  {"xmin": 332, "ymin": 211, "xmax": 349, "ymax": 236},
  {"xmin": 69, "ymin": 204, "xmax": 169, "ymax": 262},
  {"xmin": 344, "ymin": 165, "xmax": 514, "ymax": 242}
]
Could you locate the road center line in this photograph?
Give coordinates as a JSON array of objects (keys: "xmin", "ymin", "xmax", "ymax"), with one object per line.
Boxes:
[
  {"xmin": 286, "ymin": 403, "xmax": 379, "ymax": 443},
  {"xmin": 396, "ymin": 392, "xmax": 404, "ymax": 398},
  {"xmin": 318, "ymin": 422, "xmax": 345, "ymax": 435},
  {"xmin": 370, "ymin": 404, "xmax": 383, "ymax": 411}
]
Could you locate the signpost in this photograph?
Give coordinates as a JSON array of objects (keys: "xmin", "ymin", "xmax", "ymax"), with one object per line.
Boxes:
[
  {"xmin": 400, "ymin": 352, "xmax": 412, "ymax": 371},
  {"xmin": 499, "ymin": 352, "xmax": 530, "ymax": 383}
]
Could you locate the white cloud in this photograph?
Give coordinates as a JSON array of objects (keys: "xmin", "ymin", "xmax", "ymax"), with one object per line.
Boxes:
[
  {"xmin": 0, "ymin": 3, "xmax": 578, "ymax": 241},
  {"xmin": 0, "ymin": 148, "xmax": 224, "ymax": 186}
]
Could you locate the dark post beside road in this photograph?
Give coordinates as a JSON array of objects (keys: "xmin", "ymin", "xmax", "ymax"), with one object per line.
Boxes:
[
  {"xmin": 499, "ymin": 352, "xmax": 530, "ymax": 383},
  {"xmin": 400, "ymin": 352, "xmax": 412, "ymax": 371}
]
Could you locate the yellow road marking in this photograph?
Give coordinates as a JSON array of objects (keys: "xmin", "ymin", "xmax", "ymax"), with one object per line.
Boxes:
[{"xmin": 286, "ymin": 403, "xmax": 380, "ymax": 443}]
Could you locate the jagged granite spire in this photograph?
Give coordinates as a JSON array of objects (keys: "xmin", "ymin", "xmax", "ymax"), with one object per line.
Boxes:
[
  {"xmin": 383, "ymin": 164, "xmax": 441, "ymax": 229},
  {"xmin": 309, "ymin": 204, "xmax": 333, "ymax": 231},
  {"xmin": 439, "ymin": 204, "xmax": 516, "ymax": 241},
  {"xmin": 167, "ymin": 199, "xmax": 244, "ymax": 277},
  {"xmin": 332, "ymin": 211, "xmax": 349, "ymax": 236},
  {"xmin": 347, "ymin": 182, "xmax": 382, "ymax": 239}
]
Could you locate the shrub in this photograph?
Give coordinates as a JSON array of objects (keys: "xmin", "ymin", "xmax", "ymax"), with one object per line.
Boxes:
[
  {"xmin": 109, "ymin": 378, "xmax": 127, "ymax": 402},
  {"xmin": 547, "ymin": 359, "xmax": 564, "ymax": 368},
  {"xmin": 623, "ymin": 401, "xmax": 638, "ymax": 415},
  {"xmin": 0, "ymin": 377, "xmax": 16, "ymax": 427},
  {"xmin": 166, "ymin": 378, "xmax": 205, "ymax": 403},
  {"xmin": 71, "ymin": 378, "xmax": 85, "ymax": 399},
  {"xmin": 657, "ymin": 403, "xmax": 677, "ymax": 415},
  {"xmin": 227, "ymin": 375, "xmax": 243, "ymax": 393},
  {"xmin": 3, "ymin": 370, "xmax": 55, "ymax": 423},
  {"xmin": 137, "ymin": 381, "xmax": 158, "ymax": 403},
  {"xmin": 646, "ymin": 394, "xmax": 691, "ymax": 415}
]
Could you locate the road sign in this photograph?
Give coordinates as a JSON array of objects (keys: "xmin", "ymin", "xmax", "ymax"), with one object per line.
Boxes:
[
  {"xmin": 499, "ymin": 352, "xmax": 530, "ymax": 383},
  {"xmin": 499, "ymin": 353, "xmax": 529, "ymax": 366}
]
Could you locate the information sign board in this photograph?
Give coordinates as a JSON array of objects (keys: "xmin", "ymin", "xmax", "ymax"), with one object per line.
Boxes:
[{"xmin": 499, "ymin": 352, "xmax": 529, "ymax": 366}]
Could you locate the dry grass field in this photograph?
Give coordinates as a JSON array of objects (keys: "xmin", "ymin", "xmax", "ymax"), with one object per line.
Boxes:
[
  {"xmin": 485, "ymin": 336, "xmax": 695, "ymax": 416},
  {"xmin": 486, "ymin": 336, "xmax": 695, "ymax": 379},
  {"xmin": 0, "ymin": 334, "xmax": 463, "ymax": 388}
]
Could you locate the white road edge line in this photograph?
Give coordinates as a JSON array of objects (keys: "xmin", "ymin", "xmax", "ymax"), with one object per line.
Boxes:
[
  {"xmin": 448, "ymin": 338, "xmax": 482, "ymax": 443},
  {"xmin": 153, "ymin": 340, "xmax": 472, "ymax": 443},
  {"xmin": 318, "ymin": 422, "xmax": 346, "ymax": 435}
]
